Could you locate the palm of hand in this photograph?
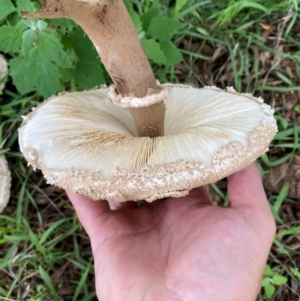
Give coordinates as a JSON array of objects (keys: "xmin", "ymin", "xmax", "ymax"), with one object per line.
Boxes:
[{"xmin": 67, "ymin": 164, "xmax": 275, "ymax": 301}]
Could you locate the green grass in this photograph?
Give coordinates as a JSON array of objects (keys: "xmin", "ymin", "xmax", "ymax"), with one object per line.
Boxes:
[{"xmin": 1, "ymin": 0, "xmax": 300, "ymax": 300}]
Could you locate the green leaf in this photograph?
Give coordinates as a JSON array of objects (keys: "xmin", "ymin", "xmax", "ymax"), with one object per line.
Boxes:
[
  {"xmin": 273, "ymin": 275, "xmax": 288, "ymax": 285},
  {"xmin": 141, "ymin": 39, "xmax": 166, "ymax": 65},
  {"xmin": 69, "ymin": 28, "xmax": 99, "ymax": 65},
  {"xmin": 148, "ymin": 16, "xmax": 181, "ymax": 41},
  {"xmin": 38, "ymin": 33, "xmax": 72, "ymax": 68},
  {"xmin": 172, "ymin": 0, "xmax": 186, "ymax": 18},
  {"xmin": 160, "ymin": 40, "xmax": 182, "ymax": 66},
  {"xmin": 0, "ymin": 0, "xmax": 16, "ymax": 20},
  {"xmin": 32, "ymin": 55, "xmax": 60, "ymax": 97},
  {"xmin": 74, "ymin": 61, "xmax": 105, "ymax": 90},
  {"xmin": 10, "ymin": 54, "xmax": 60, "ymax": 97},
  {"xmin": 52, "ymin": 18, "xmax": 77, "ymax": 34},
  {"xmin": 69, "ymin": 27, "xmax": 105, "ymax": 89},
  {"xmin": 10, "ymin": 57, "xmax": 35, "ymax": 94},
  {"xmin": 59, "ymin": 67, "xmax": 74, "ymax": 84},
  {"xmin": 155, "ymin": 69, "xmax": 168, "ymax": 83},
  {"xmin": 126, "ymin": 4, "xmax": 143, "ymax": 33},
  {"xmin": 273, "ymin": 182, "xmax": 290, "ymax": 213},
  {"xmin": 273, "ymin": 238, "xmax": 290, "ymax": 256},
  {"xmin": 141, "ymin": 7, "xmax": 160, "ymax": 31},
  {"xmin": 291, "ymin": 268, "xmax": 300, "ymax": 281},
  {"xmin": 0, "ymin": 26, "xmax": 23, "ymax": 53},
  {"xmin": 38, "ymin": 265, "xmax": 60, "ymax": 300},
  {"xmin": 72, "ymin": 262, "xmax": 92, "ymax": 301},
  {"xmin": 264, "ymin": 284, "xmax": 275, "ymax": 298},
  {"xmin": 16, "ymin": 0, "xmax": 38, "ymax": 12},
  {"xmin": 216, "ymin": 2, "xmax": 271, "ymax": 26},
  {"xmin": 37, "ymin": 20, "xmax": 48, "ymax": 31},
  {"xmin": 21, "ymin": 29, "xmax": 38, "ymax": 56},
  {"xmin": 264, "ymin": 265, "xmax": 274, "ymax": 276},
  {"xmin": 275, "ymin": 115, "xmax": 289, "ymax": 130},
  {"xmin": 262, "ymin": 278, "xmax": 270, "ymax": 287}
]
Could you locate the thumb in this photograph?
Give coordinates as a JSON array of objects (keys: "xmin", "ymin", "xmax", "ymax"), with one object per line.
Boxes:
[
  {"xmin": 227, "ymin": 163, "xmax": 268, "ymax": 210},
  {"xmin": 227, "ymin": 163, "xmax": 275, "ymax": 235}
]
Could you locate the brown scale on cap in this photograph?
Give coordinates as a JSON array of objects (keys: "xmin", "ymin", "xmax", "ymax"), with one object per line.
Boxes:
[{"xmin": 23, "ymin": 0, "xmax": 165, "ymax": 137}]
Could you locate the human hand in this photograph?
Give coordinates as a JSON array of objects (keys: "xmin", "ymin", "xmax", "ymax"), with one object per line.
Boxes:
[{"xmin": 67, "ymin": 163, "xmax": 275, "ymax": 301}]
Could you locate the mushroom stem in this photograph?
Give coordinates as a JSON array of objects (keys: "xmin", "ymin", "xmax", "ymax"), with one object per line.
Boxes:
[
  {"xmin": 23, "ymin": 0, "xmax": 165, "ymax": 137},
  {"xmin": 129, "ymin": 102, "xmax": 165, "ymax": 137}
]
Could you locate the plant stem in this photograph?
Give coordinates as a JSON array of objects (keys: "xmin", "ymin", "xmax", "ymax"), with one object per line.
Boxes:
[{"xmin": 23, "ymin": 0, "xmax": 165, "ymax": 137}]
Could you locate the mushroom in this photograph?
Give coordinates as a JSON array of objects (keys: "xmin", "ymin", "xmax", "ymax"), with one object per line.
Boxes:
[
  {"xmin": 19, "ymin": 85, "xmax": 277, "ymax": 202},
  {"xmin": 0, "ymin": 155, "xmax": 11, "ymax": 213},
  {"xmin": 0, "ymin": 54, "xmax": 8, "ymax": 93},
  {"xmin": 19, "ymin": 0, "xmax": 277, "ymax": 202}
]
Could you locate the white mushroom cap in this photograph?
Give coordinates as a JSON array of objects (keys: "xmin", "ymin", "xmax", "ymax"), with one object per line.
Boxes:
[
  {"xmin": 0, "ymin": 54, "xmax": 8, "ymax": 93},
  {"xmin": 0, "ymin": 155, "xmax": 11, "ymax": 212},
  {"xmin": 19, "ymin": 84, "xmax": 277, "ymax": 202}
]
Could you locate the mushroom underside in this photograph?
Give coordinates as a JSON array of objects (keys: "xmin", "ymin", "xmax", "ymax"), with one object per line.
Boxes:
[{"xmin": 19, "ymin": 84, "xmax": 277, "ymax": 202}]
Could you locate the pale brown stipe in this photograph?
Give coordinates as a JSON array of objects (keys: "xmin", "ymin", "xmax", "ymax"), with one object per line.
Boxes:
[
  {"xmin": 129, "ymin": 103, "xmax": 165, "ymax": 137},
  {"xmin": 19, "ymin": 85, "xmax": 278, "ymax": 202},
  {"xmin": 22, "ymin": 0, "xmax": 165, "ymax": 137},
  {"xmin": 0, "ymin": 155, "xmax": 11, "ymax": 213}
]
